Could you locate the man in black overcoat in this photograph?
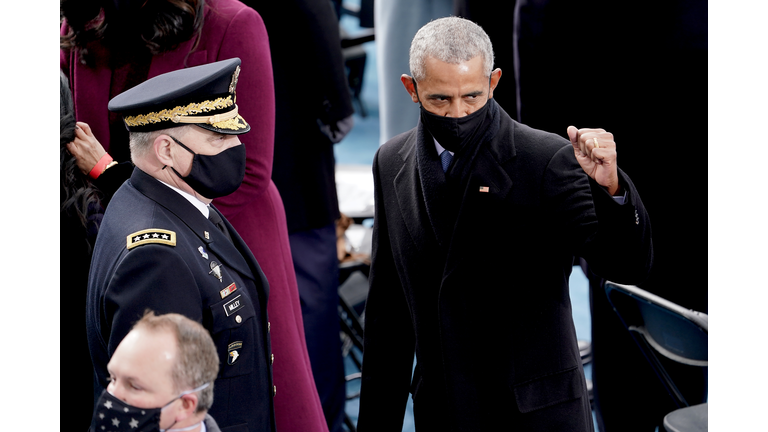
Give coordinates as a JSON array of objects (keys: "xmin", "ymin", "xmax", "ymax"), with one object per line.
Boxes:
[
  {"xmin": 86, "ymin": 59, "xmax": 276, "ymax": 432},
  {"xmin": 356, "ymin": 17, "xmax": 653, "ymax": 431}
]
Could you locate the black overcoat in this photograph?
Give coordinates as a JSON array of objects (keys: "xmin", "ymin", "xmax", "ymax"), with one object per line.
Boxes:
[
  {"xmin": 357, "ymin": 105, "xmax": 653, "ymax": 431},
  {"xmin": 86, "ymin": 168, "xmax": 276, "ymax": 432}
]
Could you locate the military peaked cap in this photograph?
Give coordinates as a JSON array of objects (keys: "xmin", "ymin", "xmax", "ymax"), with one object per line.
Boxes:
[{"xmin": 108, "ymin": 58, "xmax": 250, "ymax": 135}]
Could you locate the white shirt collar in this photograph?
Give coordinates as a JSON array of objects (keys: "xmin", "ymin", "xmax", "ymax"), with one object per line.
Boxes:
[
  {"xmin": 157, "ymin": 180, "xmax": 210, "ymax": 218},
  {"xmin": 433, "ymin": 137, "xmax": 453, "ymax": 156}
]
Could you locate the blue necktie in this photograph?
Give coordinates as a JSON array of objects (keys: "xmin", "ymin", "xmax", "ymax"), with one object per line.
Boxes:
[{"xmin": 440, "ymin": 150, "xmax": 453, "ymax": 172}]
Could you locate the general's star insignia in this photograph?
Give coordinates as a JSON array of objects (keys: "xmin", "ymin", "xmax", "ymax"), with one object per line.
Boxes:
[{"xmin": 127, "ymin": 229, "xmax": 176, "ymax": 250}]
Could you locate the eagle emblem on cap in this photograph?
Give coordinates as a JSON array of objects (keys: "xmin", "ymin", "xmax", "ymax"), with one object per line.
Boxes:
[{"xmin": 229, "ymin": 65, "xmax": 241, "ymax": 93}]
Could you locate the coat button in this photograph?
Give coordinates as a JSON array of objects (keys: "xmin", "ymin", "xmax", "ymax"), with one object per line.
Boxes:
[
  {"xmin": 271, "ymin": 353, "xmax": 275, "ymax": 365},
  {"xmin": 273, "ymin": 385, "xmax": 277, "ymax": 397},
  {"xmin": 235, "ymin": 315, "xmax": 242, "ymax": 324},
  {"xmin": 268, "ymin": 321, "xmax": 271, "ymax": 333}
]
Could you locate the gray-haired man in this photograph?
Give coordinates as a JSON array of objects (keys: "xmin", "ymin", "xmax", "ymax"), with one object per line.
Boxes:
[{"xmin": 357, "ymin": 16, "xmax": 653, "ymax": 431}]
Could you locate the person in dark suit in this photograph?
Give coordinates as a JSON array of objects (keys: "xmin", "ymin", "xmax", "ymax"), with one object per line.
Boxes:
[
  {"xmin": 87, "ymin": 58, "xmax": 275, "ymax": 432},
  {"xmin": 356, "ymin": 17, "xmax": 653, "ymax": 432}
]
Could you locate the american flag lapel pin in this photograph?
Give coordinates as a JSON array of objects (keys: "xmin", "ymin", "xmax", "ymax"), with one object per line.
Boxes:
[{"xmin": 479, "ymin": 186, "xmax": 490, "ymax": 193}]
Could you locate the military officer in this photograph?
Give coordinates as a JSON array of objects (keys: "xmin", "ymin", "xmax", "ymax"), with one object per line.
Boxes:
[{"xmin": 86, "ymin": 58, "xmax": 276, "ymax": 432}]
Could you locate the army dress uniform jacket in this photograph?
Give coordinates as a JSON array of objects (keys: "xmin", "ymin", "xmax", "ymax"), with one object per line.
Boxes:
[
  {"xmin": 87, "ymin": 168, "xmax": 275, "ymax": 432},
  {"xmin": 357, "ymin": 103, "xmax": 653, "ymax": 432}
]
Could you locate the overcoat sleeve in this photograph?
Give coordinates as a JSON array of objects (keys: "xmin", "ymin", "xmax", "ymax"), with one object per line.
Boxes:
[
  {"xmin": 541, "ymin": 145, "xmax": 653, "ymax": 284},
  {"xmin": 357, "ymin": 149, "xmax": 416, "ymax": 431}
]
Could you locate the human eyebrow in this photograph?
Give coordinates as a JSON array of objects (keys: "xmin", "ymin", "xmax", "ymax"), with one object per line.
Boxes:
[
  {"xmin": 462, "ymin": 90, "xmax": 484, "ymax": 98},
  {"xmin": 426, "ymin": 93, "xmax": 452, "ymax": 100},
  {"xmin": 207, "ymin": 133, "xmax": 228, "ymax": 143}
]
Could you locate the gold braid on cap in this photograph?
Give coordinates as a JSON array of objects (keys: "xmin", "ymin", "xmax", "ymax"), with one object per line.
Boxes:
[
  {"xmin": 209, "ymin": 116, "xmax": 248, "ymax": 130},
  {"xmin": 171, "ymin": 105, "xmax": 241, "ymax": 125},
  {"xmin": 123, "ymin": 96, "xmax": 234, "ymax": 127}
]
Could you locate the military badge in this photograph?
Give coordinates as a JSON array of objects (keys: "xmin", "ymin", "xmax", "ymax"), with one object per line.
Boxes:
[
  {"xmin": 209, "ymin": 261, "xmax": 223, "ymax": 282},
  {"xmin": 228, "ymin": 341, "xmax": 243, "ymax": 365},
  {"xmin": 220, "ymin": 283, "xmax": 237, "ymax": 299},
  {"xmin": 198, "ymin": 246, "xmax": 209, "ymax": 259},
  {"xmin": 126, "ymin": 229, "xmax": 176, "ymax": 250},
  {"xmin": 229, "ymin": 65, "xmax": 241, "ymax": 94},
  {"xmin": 223, "ymin": 295, "xmax": 244, "ymax": 317}
]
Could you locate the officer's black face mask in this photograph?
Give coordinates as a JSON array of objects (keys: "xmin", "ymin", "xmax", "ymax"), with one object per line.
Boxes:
[
  {"xmin": 414, "ymin": 77, "xmax": 492, "ymax": 153},
  {"xmin": 166, "ymin": 135, "xmax": 246, "ymax": 199}
]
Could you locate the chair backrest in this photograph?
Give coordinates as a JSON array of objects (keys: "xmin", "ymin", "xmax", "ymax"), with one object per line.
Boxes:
[{"xmin": 604, "ymin": 281, "xmax": 708, "ymax": 408}]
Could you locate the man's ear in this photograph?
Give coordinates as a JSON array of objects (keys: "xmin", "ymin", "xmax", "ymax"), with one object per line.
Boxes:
[
  {"xmin": 488, "ymin": 68, "xmax": 502, "ymax": 99},
  {"xmin": 154, "ymin": 134, "xmax": 174, "ymax": 168},
  {"xmin": 401, "ymin": 74, "xmax": 419, "ymax": 104},
  {"xmin": 177, "ymin": 393, "xmax": 199, "ymax": 420}
]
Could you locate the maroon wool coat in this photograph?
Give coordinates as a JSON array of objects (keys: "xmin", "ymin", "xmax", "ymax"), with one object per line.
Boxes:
[{"xmin": 60, "ymin": 1, "xmax": 328, "ymax": 431}]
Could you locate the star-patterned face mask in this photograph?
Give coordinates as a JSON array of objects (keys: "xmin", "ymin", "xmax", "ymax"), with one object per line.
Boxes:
[{"xmin": 91, "ymin": 382, "xmax": 210, "ymax": 432}]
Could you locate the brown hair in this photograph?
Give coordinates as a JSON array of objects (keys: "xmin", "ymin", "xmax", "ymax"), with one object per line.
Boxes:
[{"xmin": 60, "ymin": 0, "xmax": 205, "ymax": 63}]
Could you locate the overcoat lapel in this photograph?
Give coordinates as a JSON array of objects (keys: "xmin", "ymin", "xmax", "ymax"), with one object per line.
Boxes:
[
  {"xmin": 393, "ymin": 135, "xmax": 438, "ymax": 255},
  {"xmin": 414, "ymin": 121, "xmax": 457, "ymax": 249}
]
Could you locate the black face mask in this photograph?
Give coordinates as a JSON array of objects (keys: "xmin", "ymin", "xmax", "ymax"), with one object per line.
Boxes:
[
  {"xmin": 419, "ymin": 102, "xmax": 491, "ymax": 153},
  {"xmin": 91, "ymin": 383, "xmax": 209, "ymax": 432},
  {"xmin": 167, "ymin": 135, "xmax": 246, "ymax": 199},
  {"xmin": 414, "ymin": 77, "xmax": 493, "ymax": 153}
]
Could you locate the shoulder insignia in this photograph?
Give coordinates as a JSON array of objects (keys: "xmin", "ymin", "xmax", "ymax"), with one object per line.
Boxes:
[{"xmin": 126, "ymin": 229, "xmax": 177, "ymax": 250}]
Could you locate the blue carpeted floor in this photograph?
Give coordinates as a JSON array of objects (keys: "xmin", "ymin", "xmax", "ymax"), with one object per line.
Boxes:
[{"xmin": 334, "ymin": 7, "xmax": 595, "ymax": 431}]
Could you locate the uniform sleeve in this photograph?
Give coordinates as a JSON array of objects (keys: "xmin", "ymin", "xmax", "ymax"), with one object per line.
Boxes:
[
  {"xmin": 102, "ymin": 244, "xmax": 204, "ymax": 358},
  {"xmin": 541, "ymin": 145, "xmax": 653, "ymax": 284},
  {"xmin": 357, "ymin": 149, "xmax": 416, "ymax": 431},
  {"xmin": 210, "ymin": 6, "xmax": 275, "ymax": 218}
]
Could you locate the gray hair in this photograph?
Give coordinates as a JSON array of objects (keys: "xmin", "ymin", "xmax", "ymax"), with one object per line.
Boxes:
[
  {"xmin": 134, "ymin": 311, "xmax": 219, "ymax": 413},
  {"xmin": 409, "ymin": 16, "xmax": 494, "ymax": 82},
  {"xmin": 128, "ymin": 125, "xmax": 192, "ymax": 163}
]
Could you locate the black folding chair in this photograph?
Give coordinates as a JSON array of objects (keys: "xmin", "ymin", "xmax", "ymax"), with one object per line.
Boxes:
[
  {"xmin": 604, "ymin": 282, "xmax": 708, "ymax": 415},
  {"xmin": 338, "ymin": 230, "xmax": 371, "ymax": 432}
]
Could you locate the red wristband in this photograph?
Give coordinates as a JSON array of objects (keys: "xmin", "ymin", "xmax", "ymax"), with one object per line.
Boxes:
[{"xmin": 89, "ymin": 153, "xmax": 114, "ymax": 179}]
